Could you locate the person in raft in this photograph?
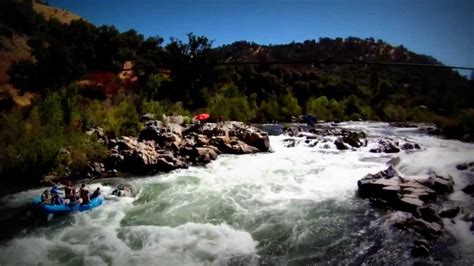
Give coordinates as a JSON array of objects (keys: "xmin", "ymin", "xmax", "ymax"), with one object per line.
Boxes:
[
  {"xmin": 79, "ymin": 184, "xmax": 90, "ymax": 205},
  {"xmin": 41, "ymin": 189, "xmax": 51, "ymax": 204},
  {"xmin": 91, "ymin": 187, "xmax": 101, "ymax": 199}
]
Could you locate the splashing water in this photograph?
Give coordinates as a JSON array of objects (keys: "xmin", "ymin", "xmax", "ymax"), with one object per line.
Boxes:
[{"xmin": 0, "ymin": 122, "xmax": 473, "ymax": 265}]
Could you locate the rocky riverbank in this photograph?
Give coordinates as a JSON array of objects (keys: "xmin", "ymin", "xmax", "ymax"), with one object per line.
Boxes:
[
  {"xmin": 82, "ymin": 120, "xmax": 271, "ymax": 179},
  {"xmin": 280, "ymin": 122, "xmax": 474, "ymax": 259}
]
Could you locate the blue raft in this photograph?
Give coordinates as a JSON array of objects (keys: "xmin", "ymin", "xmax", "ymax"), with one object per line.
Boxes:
[{"xmin": 33, "ymin": 196, "xmax": 104, "ymax": 214}]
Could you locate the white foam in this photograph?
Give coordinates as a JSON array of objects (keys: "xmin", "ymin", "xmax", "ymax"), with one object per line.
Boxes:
[{"xmin": 1, "ymin": 122, "xmax": 473, "ymax": 264}]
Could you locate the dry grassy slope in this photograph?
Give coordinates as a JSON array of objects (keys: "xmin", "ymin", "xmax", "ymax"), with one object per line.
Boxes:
[
  {"xmin": 0, "ymin": 3, "xmax": 82, "ymax": 106},
  {"xmin": 0, "ymin": 34, "xmax": 34, "ymax": 106},
  {"xmin": 33, "ymin": 2, "xmax": 82, "ymax": 24}
]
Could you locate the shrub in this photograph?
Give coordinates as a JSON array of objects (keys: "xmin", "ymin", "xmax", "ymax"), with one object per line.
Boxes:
[
  {"xmin": 305, "ymin": 96, "xmax": 345, "ymax": 121},
  {"xmin": 279, "ymin": 92, "xmax": 302, "ymax": 120},
  {"xmin": 208, "ymin": 93, "xmax": 255, "ymax": 121}
]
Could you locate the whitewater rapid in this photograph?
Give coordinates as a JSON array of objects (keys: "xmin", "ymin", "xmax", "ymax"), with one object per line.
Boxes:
[{"xmin": 0, "ymin": 122, "xmax": 473, "ymax": 265}]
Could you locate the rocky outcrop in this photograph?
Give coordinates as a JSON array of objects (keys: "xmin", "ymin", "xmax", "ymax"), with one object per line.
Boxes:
[
  {"xmin": 357, "ymin": 167, "xmax": 456, "ymax": 257},
  {"xmin": 369, "ymin": 139, "xmax": 400, "ymax": 153},
  {"xmin": 101, "ymin": 121, "xmax": 270, "ymax": 176}
]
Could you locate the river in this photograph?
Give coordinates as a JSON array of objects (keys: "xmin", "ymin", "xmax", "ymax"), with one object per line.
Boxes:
[{"xmin": 0, "ymin": 122, "xmax": 473, "ymax": 265}]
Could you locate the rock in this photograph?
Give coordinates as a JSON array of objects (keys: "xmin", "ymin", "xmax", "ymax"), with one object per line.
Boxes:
[
  {"xmin": 168, "ymin": 115, "xmax": 184, "ymax": 125},
  {"xmin": 455, "ymin": 163, "xmax": 468, "ymax": 171},
  {"xmin": 106, "ymin": 152, "xmax": 124, "ymax": 169},
  {"xmin": 240, "ymin": 143, "xmax": 260, "ymax": 154},
  {"xmin": 398, "ymin": 218, "xmax": 442, "ymax": 239},
  {"xmin": 283, "ymin": 138, "xmax": 296, "ymax": 148},
  {"xmin": 196, "ymin": 134, "xmax": 209, "ymax": 146},
  {"xmin": 222, "ymin": 139, "xmax": 260, "ymax": 154},
  {"xmin": 193, "ymin": 147, "xmax": 218, "ymax": 164},
  {"xmin": 158, "ymin": 132, "xmax": 182, "ymax": 148},
  {"xmin": 421, "ymin": 173, "xmax": 454, "ymax": 194},
  {"xmin": 420, "ymin": 126, "xmax": 442, "ymax": 136},
  {"xmin": 163, "ymin": 123, "xmax": 183, "ymax": 136},
  {"xmin": 411, "ymin": 239, "xmax": 430, "ymax": 258},
  {"xmin": 141, "ymin": 113, "xmax": 155, "ymax": 122},
  {"xmin": 112, "ymin": 184, "xmax": 133, "ymax": 197},
  {"xmin": 342, "ymin": 135, "xmax": 363, "ymax": 148},
  {"xmin": 370, "ymin": 139, "xmax": 400, "ymax": 153},
  {"xmin": 399, "ymin": 197, "xmax": 424, "ymax": 212},
  {"xmin": 104, "ymin": 121, "xmax": 271, "ymax": 176},
  {"xmin": 86, "ymin": 127, "xmax": 108, "ymax": 144},
  {"xmin": 415, "ymin": 207, "xmax": 443, "ymax": 225},
  {"xmin": 357, "ymin": 171, "xmax": 401, "ymax": 203},
  {"xmin": 439, "ymin": 206, "xmax": 460, "ymax": 218},
  {"xmin": 462, "ymin": 184, "xmax": 474, "ymax": 196},
  {"xmin": 334, "ymin": 137, "xmax": 349, "ymax": 150},
  {"xmin": 243, "ymin": 131, "xmax": 270, "ymax": 152},
  {"xmin": 401, "ymin": 143, "xmax": 421, "ymax": 150},
  {"xmin": 138, "ymin": 121, "xmax": 162, "ymax": 142},
  {"xmin": 86, "ymin": 161, "xmax": 105, "ymax": 177}
]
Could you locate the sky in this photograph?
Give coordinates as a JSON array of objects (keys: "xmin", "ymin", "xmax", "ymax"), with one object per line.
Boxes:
[{"xmin": 49, "ymin": 0, "xmax": 473, "ymax": 74}]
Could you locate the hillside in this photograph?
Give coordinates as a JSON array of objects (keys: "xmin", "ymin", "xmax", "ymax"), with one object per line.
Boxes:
[
  {"xmin": 32, "ymin": 1, "xmax": 82, "ymax": 25},
  {"xmin": 210, "ymin": 39, "xmax": 472, "ymax": 117},
  {"xmin": 215, "ymin": 38, "xmax": 440, "ymax": 65},
  {"xmin": 0, "ymin": 0, "xmax": 82, "ymax": 106}
]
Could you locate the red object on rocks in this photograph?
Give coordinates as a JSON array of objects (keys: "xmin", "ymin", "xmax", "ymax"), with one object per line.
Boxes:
[{"xmin": 194, "ymin": 113, "xmax": 210, "ymax": 121}]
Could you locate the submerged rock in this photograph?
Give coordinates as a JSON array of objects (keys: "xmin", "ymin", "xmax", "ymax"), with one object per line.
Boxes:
[
  {"xmin": 462, "ymin": 184, "xmax": 474, "ymax": 196},
  {"xmin": 400, "ymin": 142, "xmax": 421, "ymax": 151},
  {"xmin": 439, "ymin": 206, "xmax": 460, "ymax": 218},
  {"xmin": 334, "ymin": 137, "xmax": 349, "ymax": 150}
]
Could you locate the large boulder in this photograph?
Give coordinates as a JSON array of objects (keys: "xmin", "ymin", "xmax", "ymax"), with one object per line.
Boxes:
[
  {"xmin": 192, "ymin": 147, "xmax": 218, "ymax": 164},
  {"xmin": 243, "ymin": 131, "xmax": 270, "ymax": 152},
  {"xmin": 358, "ymin": 168, "xmax": 454, "ymax": 215},
  {"xmin": 222, "ymin": 139, "xmax": 260, "ymax": 154}
]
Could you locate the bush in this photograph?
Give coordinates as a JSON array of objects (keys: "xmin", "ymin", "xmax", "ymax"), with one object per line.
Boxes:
[
  {"xmin": 383, "ymin": 104, "xmax": 407, "ymax": 122},
  {"xmin": 83, "ymin": 98, "xmax": 141, "ymax": 137},
  {"xmin": 279, "ymin": 92, "xmax": 302, "ymax": 120},
  {"xmin": 0, "ymin": 106, "xmax": 106, "ymax": 184},
  {"xmin": 305, "ymin": 96, "xmax": 345, "ymax": 121},
  {"xmin": 259, "ymin": 98, "xmax": 280, "ymax": 122},
  {"xmin": 208, "ymin": 87, "xmax": 255, "ymax": 121}
]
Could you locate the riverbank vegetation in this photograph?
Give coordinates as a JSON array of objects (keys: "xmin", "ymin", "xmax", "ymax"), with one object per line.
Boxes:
[{"xmin": 0, "ymin": 2, "xmax": 473, "ymax": 185}]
